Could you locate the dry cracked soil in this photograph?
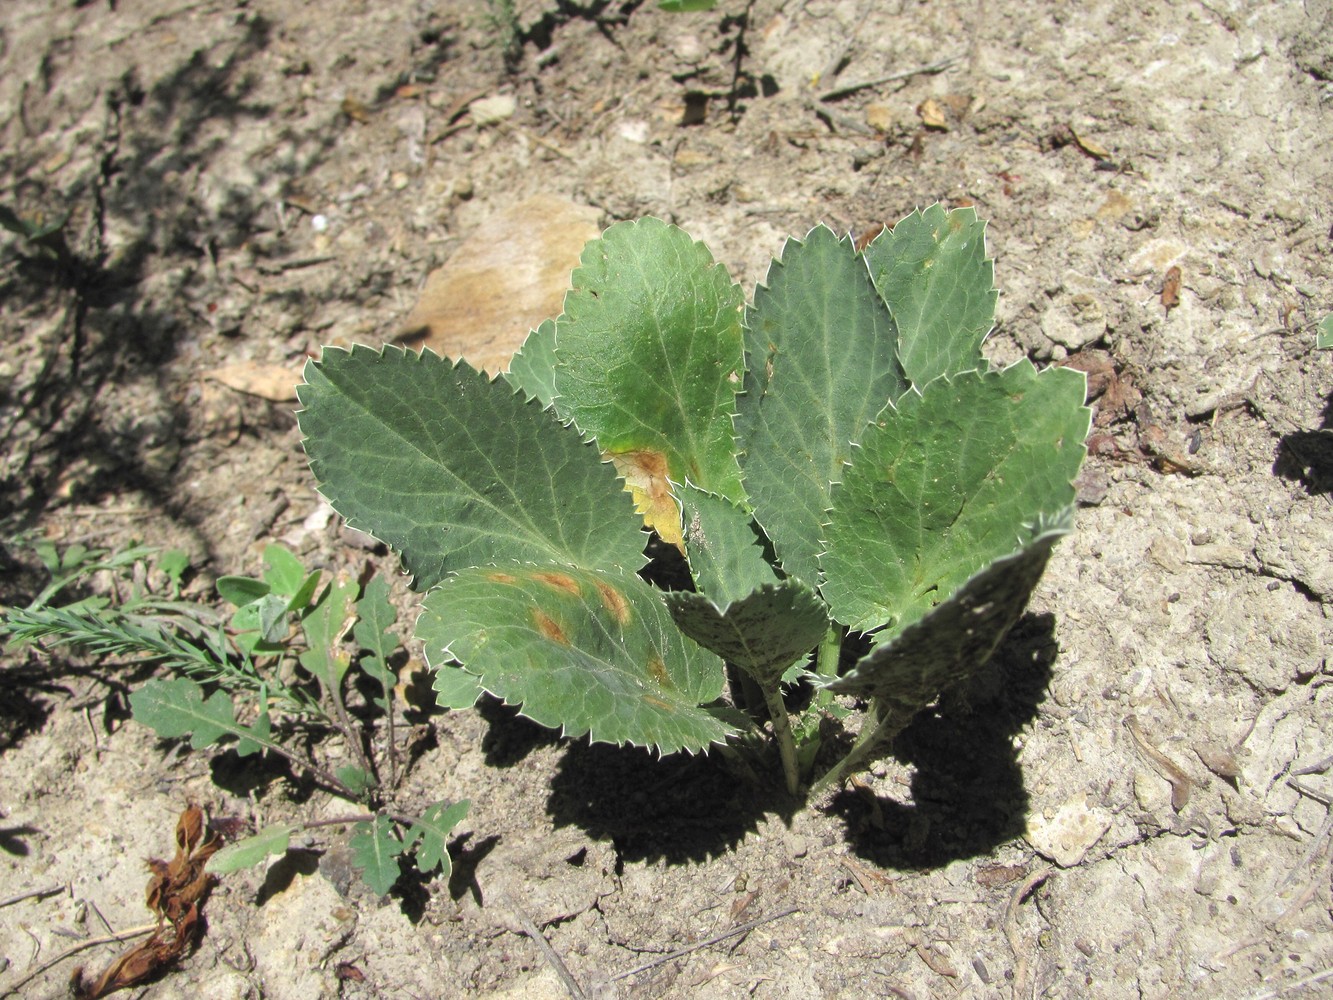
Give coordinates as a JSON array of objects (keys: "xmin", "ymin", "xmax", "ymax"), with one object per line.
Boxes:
[{"xmin": 1, "ymin": 1, "xmax": 1331, "ymax": 998}]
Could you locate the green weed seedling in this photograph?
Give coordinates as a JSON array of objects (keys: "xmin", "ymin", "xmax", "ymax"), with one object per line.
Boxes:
[
  {"xmin": 298, "ymin": 206, "xmax": 1091, "ymax": 797},
  {"xmin": 0, "ymin": 540, "xmax": 468, "ymax": 895}
]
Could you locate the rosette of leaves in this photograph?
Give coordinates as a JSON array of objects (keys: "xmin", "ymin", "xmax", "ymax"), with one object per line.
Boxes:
[{"xmin": 298, "ymin": 207, "xmax": 1090, "ymax": 795}]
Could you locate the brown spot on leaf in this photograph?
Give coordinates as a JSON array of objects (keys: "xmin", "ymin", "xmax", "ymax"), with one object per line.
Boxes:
[
  {"xmin": 532, "ymin": 609, "xmax": 570, "ymax": 646},
  {"xmin": 593, "ymin": 579, "xmax": 631, "ymax": 624},
  {"xmin": 643, "ymin": 694, "xmax": 675, "ymax": 711},
  {"xmin": 530, "ymin": 571, "xmax": 581, "ymax": 596},
  {"xmin": 608, "ymin": 449, "xmax": 683, "ymax": 549},
  {"xmin": 485, "ymin": 571, "xmax": 520, "ymax": 585},
  {"xmin": 647, "ymin": 655, "xmax": 672, "ymax": 688}
]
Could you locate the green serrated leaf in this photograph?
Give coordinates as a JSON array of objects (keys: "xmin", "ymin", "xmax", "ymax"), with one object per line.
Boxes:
[
  {"xmin": 129, "ymin": 677, "xmax": 267, "ymax": 752},
  {"xmin": 298, "ymin": 574, "xmax": 359, "ymax": 694},
  {"xmin": 551, "ymin": 218, "xmax": 747, "ymax": 544},
  {"xmin": 863, "ymin": 204, "xmax": 996, "ymax": 386},
  {"xmin": 432, "ymin": 664, "xmax": 485, "ymax": 710},
  {"xmin": 505, "ymin": 318, "xmax": 559, "ymax": 407},
  {"xmin": 157, "ymin": 550, "xmax": 190, "ymax": 587},
  {"xmin": 299, "ymin": 347, "xmax": 646, "ymax": 590},
  {"xmin": 416, "ymin": 563, "xmax": 735, "ymax": 753},
  {"xmin": 736, "ymin": 224, "xmax": 908, "ymax": 586},
  {"xmin": 407, "ymin": 800, "xmax": 470, "ymax": 877},
  {"xmin": 262, "ymin": 544, "xmax": 307, "ymax": 596},
  {"xmin": 336, "ymin": 764, "xmax": 372, "ymax": 798},
  {"xmin": 217, "ymin": 575, "xmax": 270, "ymax": 607},
  {"xmin": 680, "ymin": 485, "xmax": 777, "ymax": 607},
  {"xmin": 207, "ymin": 823, "xmax": 299, "ymax": 874},
  {"xmin": 821, "ymin": 361, "xmax": 1089, "ymax": 636},
  {"xmin": 353, "ymin": 575, "xmax": 399, "ymax": 695},
  {"xmin": 665, "ymin": 581, "xmax": 829, "ymax": 688},
  {"xmin": 825, "ymin": 524, "xmax": 1068, "ymax": 714},
  {"xmin": 1318, "ymin": 314, "xmax": 1333, "ymax": 350},
  {"xmin": 350, "ymin": 817, "xmax": 404, "ymax": 896}
]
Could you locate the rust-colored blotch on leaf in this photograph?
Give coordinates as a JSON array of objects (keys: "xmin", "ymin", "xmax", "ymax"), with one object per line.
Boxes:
[
  {"xmin": 485, "ymin": 570, "xmax": 520, "ymax": 585},
  {"xmin": 593, "ymin": 579, "xmax": 631, "ymax": 625},
  {"xmin": 532, "ymin": 608, "xmax": 570, "ymax": 646},
  {"xmin": 530, "ymin": 571, "xmax": 581, "ymax": 596},
  {"xmin": 646, "ymin": 654, "xmax": 672, "ymax": 688}
]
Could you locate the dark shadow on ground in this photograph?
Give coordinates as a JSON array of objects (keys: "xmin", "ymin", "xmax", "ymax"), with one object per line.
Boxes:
[
  {"xmin": 0, "ymin": 823, "xmax": 41, "ymax": 857},
  {"xmin": 827, "ymin": 612, "xmax": 1059, "ymax": 869},
  {"xmin": 0, "ymin": 10, "xmax": 351, "ymax": 560},
  {"xmin": 0, "ymin": 662, "xmax": 62, "ymax": 752},
  {"xmin": 1275, "ymin": 389, "xmax": 1333, "ymax": 495},
  {"xmin": 477, "ymin": 695, "xmax": 563, "ymax": 767},
  {"xmin": 448, "ymin": 831, "xmax": 501, "ymax": 906},
  {"xmin": 545, "ymin": 738, "xmax": 799, "ymax": 866}
]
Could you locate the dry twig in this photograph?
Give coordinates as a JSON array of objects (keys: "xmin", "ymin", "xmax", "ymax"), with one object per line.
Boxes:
[
  {"xmin": 612, "ymin": 906, "xmax": 799, "ymax": 982},
  {"xmin": 0, "ymin": 885, "xmax": 62, "ymax": 909},
  {"xmin": 505, "ymin": 896, "xmax": 587, "ymax": 1000},
  {"xmin": 1003, "ymin": 866, "xmax": 1053, "ymax": 999}
]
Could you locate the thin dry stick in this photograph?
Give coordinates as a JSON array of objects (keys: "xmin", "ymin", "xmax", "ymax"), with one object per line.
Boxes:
[
  {"xmin": 1243, "ymin": 965, "xmax": 1333, "ymax": 1000},
  {"xmin": 817, "ymin": 56, "xmax": 961, "ymax": 101},
  {"xmin": 0, "ymin": 885, "xmax": 62, "ymax": 909},
  {"xmin": 0, "ymin": 922, "xmax": 157, "ymax": 999},
  {"xmin": 1271, "ymin": 779, "xmax": 1333, "ymax": 898},
  {"xmin": 1292, "ymin": 753, "xmax": 1333, "ymax": 777},
  {"xmin": 504, "ymin": 898, "xmax": 587, "ymax": 1000},
  {"xmin": 611, "ymin": 906, "xmax": 799, "ymax": 982},
  {"xmin": 1003, "ymin": 867, "xmax": 1053, "ymax": 1000}
]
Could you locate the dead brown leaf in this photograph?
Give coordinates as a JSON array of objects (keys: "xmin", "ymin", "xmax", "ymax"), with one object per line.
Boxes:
[
  {"xmin": 73, "ymin": 805, "xmax": 227, "ymax": 999},
  {"xmin": 340, "ymin": 95, "xmax": 372, "ymax": 123},
  {"xmin": 1069, "ymin": 126, "xmax": 1112, "ymax": 160},
  {"xmin": 335, "ymin": 961, "xmax": 368, "ymax": 982},
  {"xmin": 1126, "ymin": 717, "xmax": 1196, "ymax": 811},
  {"xmin": 854, "ymin": 224, "xmax": 886, "ymax": 252},
  {"xmin": 1161, "ymin": 265, "xmax": 1182, "ymax": 313},
  {"xmin": 1058, "ymin": 350, "xmax": 1140, "ymax": 425},
  {"xmin": 975, "ymin": 862, "xmax": 1029, "ymax": 889},
  {"xmin": 917, "ymin": 97, "xmax": 948, "ymax": 130}
]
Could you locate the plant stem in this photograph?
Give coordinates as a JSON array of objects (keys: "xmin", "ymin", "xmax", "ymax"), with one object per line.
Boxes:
[
  {"xmin": 760, "ymin": 683, "xmax": 800, "ymax": 795},
  {"xmin": 327, "ymin": 681, "xmax": 376, "ymax": 787},
  {"xmin": 811, "ymin": 699, "xmax": 909, "ymax": 794},
  {"xmin": 814, "ymin": 627, "xmax": 842, "ymax": 680}
]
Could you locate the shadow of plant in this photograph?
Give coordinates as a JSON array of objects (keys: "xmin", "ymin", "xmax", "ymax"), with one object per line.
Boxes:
[
  {"xmin": 828, "ymin": 612, "xmax": 1058, "ymax": 868},
  {"xmin": 0, "ymin": 10, "xmax": 357, "ymax": 548},
  {"xmin": 1275, "ymin": 389, "xmax": 1333, "ymax": 494},
  {"xmin": 546, "ymin": 739, "xmax": 798, "ymax": 866}
]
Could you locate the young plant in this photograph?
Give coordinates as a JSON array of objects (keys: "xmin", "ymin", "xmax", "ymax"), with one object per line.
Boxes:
[
  {"xmin": 297, "ymin": 206, "xmax": 1090, "ymax": 796},
  {"xmin": 0, "ymin": 539, "xmax": 468, "ymax": 894}
]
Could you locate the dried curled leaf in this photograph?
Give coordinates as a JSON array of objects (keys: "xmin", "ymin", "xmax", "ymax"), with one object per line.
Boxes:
[{"xmin": 74, "ymin": 805, "xmax": 227, "ymax": 999}]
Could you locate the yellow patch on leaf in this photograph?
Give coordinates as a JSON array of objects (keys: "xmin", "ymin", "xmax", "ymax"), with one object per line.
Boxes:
[{"xmin": 608, "ymin": 449, "xmax": 683, "ymax": 549}]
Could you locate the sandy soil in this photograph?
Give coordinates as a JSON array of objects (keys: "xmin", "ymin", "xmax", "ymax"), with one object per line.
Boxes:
[{"xmin": 2, "ymin": 1, "xmax": 1331, "ymax": 998}]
